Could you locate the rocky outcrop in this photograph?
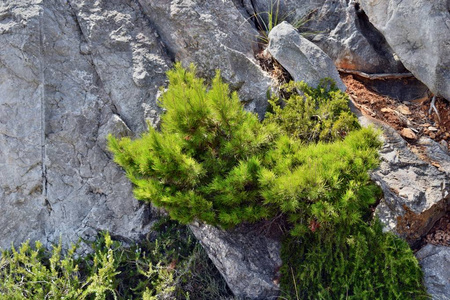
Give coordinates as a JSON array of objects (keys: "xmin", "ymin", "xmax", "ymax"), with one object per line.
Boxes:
[
  {"xmin": 360, "ymin": 0, "xmax": 450, "ymax": 101},
  {"xmin": 416, "ymin": 244, "xmax": 450, "ymax": 299},
  {"xmin": 189, "ymin": 222, "xmax": 282, "ymax": 299},
  {"xmin": 351, "ymin": 108, "xmax": 450, "ymax": 246},
  {"xmin": 267, "ymin": 22, "xmax": 346, "ymax": 91},
  {"xmin": 244, "ymin": 0, "xmax": 406, "ymax": 73}
]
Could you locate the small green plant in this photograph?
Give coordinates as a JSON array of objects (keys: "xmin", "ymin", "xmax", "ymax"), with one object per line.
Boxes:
[
  {"xmin": 108, "ymin": 63, "xmax": 379, "ymax": 232},
  {"xmin": 281, "ymin": 220, "xmax": 429, "ymax": 299},
  {"xmin": 265, "ymin": 78, "xmax": 361, "ymax": 143},
  {"xmin": 0, "ymin": 234, "xmax": 120, "ymax": 299},
  {"xmin": 0, "ymin": 219, "xmax": 232, "ymax": 299},
  {"xmin": 251, "ymin": 0, "xmax": 314, "ymax": 44},
  {"xmin": 108, "ymin": 63, "xmax": 279, "ymax": 228}
]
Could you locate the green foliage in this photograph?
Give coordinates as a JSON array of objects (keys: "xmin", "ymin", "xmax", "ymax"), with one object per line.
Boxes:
[
  {"xmin": 281, "ymin": 220, "xmax": 428, "ymax": 299},
  {"xmin": 108, "ymin": 63, "xmax": 278, "ymax": 229},
  {"xmin": 0, "ymin": 220, "xmax": 232, "ymax": 300},
  {"xmin": 108, "ymin": 64, "xmax": 379, "ymax": 233},
  {"xmin": 261, "ymin": 128, "xmax": 382, "ymax": 237},
  {"xmin": 108, "ymin": 64, "xmax": 427, "ymax": 298},
  {"xmin": 252, "ymin": 0, "xmax": 313, "ymax": 44},
  {"xmin": 0, "ymin": 234, "xmax": 120, "ymax": 300},
  {"xmin": 0, "ymin": 240, "xmax": 81, "ymax": 299},
  {"xmin": 265, "ymin": 78, "xmax": 361, "ymax": 143}
]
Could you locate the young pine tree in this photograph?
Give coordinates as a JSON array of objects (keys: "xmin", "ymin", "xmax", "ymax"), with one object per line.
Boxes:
[{"xmin": 108, "ymin": 63, "xmax": 278, "ymax": 228}]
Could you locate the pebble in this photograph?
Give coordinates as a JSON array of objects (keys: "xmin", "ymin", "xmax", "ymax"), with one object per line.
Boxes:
[
  {"xmin": 428, "ymin": 126, "xmax": 439, "ymax": 132},
  {"xmin": 397, "ymin": 104, "xmax": 411, "ymax": 115},
  {"xmin": 400, "ymin": 128, "xmax": 417, "ymax": 140}
]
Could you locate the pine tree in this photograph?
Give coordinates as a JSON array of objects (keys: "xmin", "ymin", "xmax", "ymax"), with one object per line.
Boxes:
[{"xmin": 108, "ymin": 64, "xmax": 427, "ymax": 298}]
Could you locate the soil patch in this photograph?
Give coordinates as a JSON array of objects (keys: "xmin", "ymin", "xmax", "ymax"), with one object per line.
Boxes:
[
  {"xmin": 341, "ymin": 74, "xmax": 449, "ymax": 151},
  {"xmin": 424, "ymin": 210, "xmax": 450, "ymax": 247}
]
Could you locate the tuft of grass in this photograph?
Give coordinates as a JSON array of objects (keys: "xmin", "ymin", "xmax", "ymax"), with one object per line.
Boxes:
[{"xmin": 250, "ymin": 0, "xmax": 315, "ymax": 44}]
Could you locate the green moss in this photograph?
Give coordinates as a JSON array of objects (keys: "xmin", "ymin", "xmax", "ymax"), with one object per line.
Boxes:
[{"xmin": 281, "ymin": 220, "xmax": 428, "ymax": 299}]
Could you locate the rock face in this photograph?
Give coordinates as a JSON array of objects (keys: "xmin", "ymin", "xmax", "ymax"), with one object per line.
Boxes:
[
  {"xmin": 0, "ymin": 0, "xmax": 273, "ymax": 250},
  {"xmin": 360, "ymin": 0, "xmax": 450, "ymax": 100},
  {"xmin": 267, "ymin": 22, "xmax": 346, "ymax": 91},
  {"xmin": 136, "ymin": 0, "xmax": 272, "ymax": 117},
  {"xmin": 0, "ymin": 0, "xmax": 171, "ymax": 249},
  {"xmin": 189, "ymin": 222, "xmax": 282, "ymax": 299},
  {"xmin": 416, "ymin": 244, "xmax": 450, "ymax": 299}
]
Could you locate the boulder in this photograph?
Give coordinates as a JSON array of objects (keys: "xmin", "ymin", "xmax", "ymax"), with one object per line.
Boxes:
[
  {"xmin": 189, "ymin": 222, "xmax": 282, "ymax": 299},
  {"xmin": 360, "ymin": 0, "xmax": 450, "ymax": 101},
  {"xmin": 416, "ymin": 244, "xmax": 450, "ymax": 299},
  {"xmin": 267, "ymin": 22, "xmax": 346, "ymax": 91},
  {"xmin": 353, "ymin": 110, "xmax": 450, "ymax": 247}
]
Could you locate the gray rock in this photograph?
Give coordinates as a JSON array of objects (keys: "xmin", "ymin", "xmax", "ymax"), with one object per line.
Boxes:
[
  {"xmin": 360, "ymin": 0, "xmax": 450, "ymax": 101},
  {"xmin": 189, "ymin": 222, "xmax": 282, "ymax": 300},
  {"xmin": 353, "ymin": 110, "xmax": 450, "ymax": 245},
  {"xmin": 417, "ymin": 137, "xmax": 450, "ymax": 176},
  {"xmin": 267, "ymin": 22, "xmax": 346, "ymax": 91},
  {"xmin": 416, "ymin": 244, "xmax": 450, "ymax": 300},
  {"xmin": 0, "ymin": 0, "xmax": 173, "ymax": 249},
  {"xmin": 136, "ymin": 0, "xmax": 272, "ymax": 118},
  {"xmin": 244, "ymin": 0, "xmax": 406, "ymax": 73}
]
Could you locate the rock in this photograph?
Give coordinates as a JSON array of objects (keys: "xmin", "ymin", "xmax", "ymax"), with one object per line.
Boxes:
[
  {"xmin": 245, "ymin": 0, "xmax": 406, "ymax": 74},
  {"xmin": 360, "ymin": 0, "xmax": 450, "ymax": 101},
  {"xmin": 267, "ymin": 22, "xmax": 346, "ymax": 91},
  {"xmin": 136, "ymin": 0, "xmax": 272, "ymax": 118},
  {"xmin": 416, "ymin": 244, "xmax": 450, "ymax": 299},
  {"xmin": 243, "ymin": 0, "xmax": 431, "ymax": 102},
  {"xmin": 354, "ymin": 112, "xmax": 450, "ymax": 245},
  {"xmin": 189, "ymin": 222, "xmax": 282, "ymax": 299},
  {"xmin": 417, "ymin": 137, "xmax": 450, "ymax": 175},
  {"xmin": 397, "ymin": 104, "xmax": 411, "ymax": 115},
  {"xmin": 400, "ymin": 128, "xmax": 417, "ymax": 140},
  {"xmin": 0, "ymin": 0, "xmax": 173, "ymax": 249}
]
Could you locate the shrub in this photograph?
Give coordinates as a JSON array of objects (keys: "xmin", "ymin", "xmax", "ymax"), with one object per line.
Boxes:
[
  {"xmin": 108, "ymin": 63, "xmax": 279, "ymax": 228},
  {"xmin": 264, "ymin": 78, "xmax": 361, "ymax": 143},
  {"xmin": 108, "ymin": 63, "xmax": 379, "ymax": 231},
  {"xmin": 0, "ymin": 219, "xmax": 232, "ymax": 300},
  {"xmin": 108, "ymin": 64, "xmax": 427, "ymax": 299}
]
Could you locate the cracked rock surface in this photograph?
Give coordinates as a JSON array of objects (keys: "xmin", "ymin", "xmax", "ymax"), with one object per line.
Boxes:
[
  {"xmin": 0, "ymin": 0, "xmax": 170, "ymax": 249},
  {"xmin": 189, "ymin": 222, "xmax": 282, "ymax": 299},
  {"xmin": 246, "ymin": 0, "xmax": 406, "ymax": 73},
  {"xmin": 360, "ymin": 0, "xmax": 450, "ymax": 101},
  {"xmin": 416, "ymin": 244, "xmax": 450, "ymax": 299},
  {"xmin": 0, "ymin": 0, "xmax": 273, "ymax": 250}
]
